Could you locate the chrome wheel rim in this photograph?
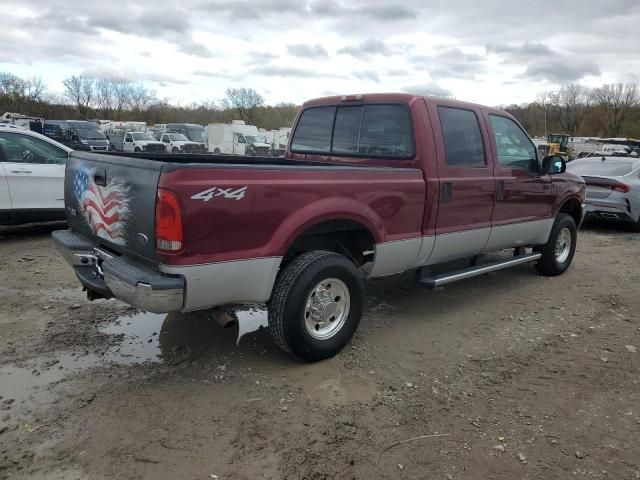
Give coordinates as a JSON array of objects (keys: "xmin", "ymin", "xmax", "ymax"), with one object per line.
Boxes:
[
  {"xmin": 555, "ymin": 228, "xmax": 572, "ymax": 263},
  {"xmin": 304, "ymin": 278, "xmax": 350, "ymax": 340}
]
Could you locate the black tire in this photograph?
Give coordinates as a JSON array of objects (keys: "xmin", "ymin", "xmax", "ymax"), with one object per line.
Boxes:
[
  {"xmin": 172, "ymin": 147, "xmax": 180, "ymax": 153},
  {"xmin": 534, "ymin": 213, "xmax": 577, "ymax": 276},
  {"xmin": 134, "ymin": 147, "xmax": 141, "ymax": 152},
  {"xmin": 268, "ymin": 251, "xmax": 364, "ymax": 362},
  {"xmin": 629, "ymin": 216, "xmax": 640, "ymax": 233},
  {"xmin": 213, "ymin": 148, "xmax": 221, "ymax": 155}
]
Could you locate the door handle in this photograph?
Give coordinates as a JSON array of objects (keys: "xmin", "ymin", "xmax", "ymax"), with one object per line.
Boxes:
[
  {"xmin": 441, "ymin": 182, "xmax": 453, "ymax": 203},
  {"xmin": 496, "ymin": 180, "xmax": 505, "ymax": 201},
  {"xmin": 93, "ymin": 169, "xmax": 107, "ymax": 186},
  {"xmin": 10, "ymin": 170, "xmax": 32, "ymax": 174}
]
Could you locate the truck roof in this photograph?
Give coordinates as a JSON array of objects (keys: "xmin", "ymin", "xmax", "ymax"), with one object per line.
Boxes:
[{"xmin": 302, "ymin": 93, "xmax": 508, "ymax": 116}]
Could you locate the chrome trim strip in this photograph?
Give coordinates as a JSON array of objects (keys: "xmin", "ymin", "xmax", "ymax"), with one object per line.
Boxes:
[
  {"xmin": 369, "ymin": 237, "xmax": 423, "ymax": 277},
  {"xmin": 420, "ymin": 253, "xmax": 542, "ymax": 288},
  {"xmin": 160, "ymin": 257, "xmax": 283, "ymax": 312},
  {"xmin": 481, "ymin": 218, "xmax": 554, "ymax": 253}
]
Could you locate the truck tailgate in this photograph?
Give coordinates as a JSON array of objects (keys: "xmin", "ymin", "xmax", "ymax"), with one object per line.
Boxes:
[{"xmin": 64, "ymin": 152, "xmax": 162, "ymax": 261}]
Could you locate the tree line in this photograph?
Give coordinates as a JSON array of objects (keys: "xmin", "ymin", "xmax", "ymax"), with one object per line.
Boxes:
[
  {"xmin": 503, "ymin": 83, "xmax": 640, "ymax": 138},
  {"xmin": 0, "ymin": 73, "xmax": 298, "ymax": 130},
  {"xmin": 2, "ymin": 72, "xmax": 639, "ymax": 137}
]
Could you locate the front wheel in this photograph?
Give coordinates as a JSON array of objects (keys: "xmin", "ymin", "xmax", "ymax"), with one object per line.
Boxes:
[
  {"xmin": 172, "ymin": 147, "xmax": 180, "ymax": 153},
  {"xmin": 268, "ymin": 251, "xmax": 364, "ymax": 362},
  {"xmin": 534, "ymin": 213, "xmax": 577, "ymax": 276}
]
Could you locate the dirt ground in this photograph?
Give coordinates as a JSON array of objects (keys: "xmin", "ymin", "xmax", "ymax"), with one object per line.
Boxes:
[{"xmin": 0, "ymin": 221, "xmax": 639, "ymax": 480}]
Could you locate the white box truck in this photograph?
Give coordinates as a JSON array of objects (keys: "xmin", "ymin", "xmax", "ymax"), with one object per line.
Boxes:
[{"xmin": 206, "ymin": 120, "xmax": 271, "ymax": 156}]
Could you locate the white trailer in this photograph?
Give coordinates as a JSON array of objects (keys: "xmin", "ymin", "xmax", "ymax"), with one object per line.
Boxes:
[{"xmin": 206, "ymin": 120, "xmax": 271, "ymax": 156}]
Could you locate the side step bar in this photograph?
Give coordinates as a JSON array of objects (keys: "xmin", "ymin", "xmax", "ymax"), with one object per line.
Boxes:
[{"xmin": 419, "ymin": 253, "xmax": 542, "ymax": 288}]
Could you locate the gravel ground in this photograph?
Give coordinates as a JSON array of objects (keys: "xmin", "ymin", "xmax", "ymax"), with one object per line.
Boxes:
[{"xmin": 0, "ymin": 221, "xmax": 639, "ymax": 480}]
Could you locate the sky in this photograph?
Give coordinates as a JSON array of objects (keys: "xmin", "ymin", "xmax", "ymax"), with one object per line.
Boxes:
[{"xmin": 1, "ymin": 0, "xmax": 639, "ymax": 107}]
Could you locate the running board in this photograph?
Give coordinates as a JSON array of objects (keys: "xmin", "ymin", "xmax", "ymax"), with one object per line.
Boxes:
[{"xmin": 419, "ymin": 253, "xmax": 542, "ymax": 288}]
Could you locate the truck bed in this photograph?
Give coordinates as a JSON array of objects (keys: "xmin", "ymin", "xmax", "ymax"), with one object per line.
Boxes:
[{"xmin": 95, "ymin": 151, "xmax": 357, "ymax": 168}]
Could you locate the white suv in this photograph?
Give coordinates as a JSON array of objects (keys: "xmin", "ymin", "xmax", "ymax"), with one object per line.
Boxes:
[{"xmin": 0, "ymin": 126, "xmax": 72, "ymax": 225}]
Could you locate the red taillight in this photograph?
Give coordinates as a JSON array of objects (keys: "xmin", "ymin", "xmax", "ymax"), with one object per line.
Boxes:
[
  {"xmin": 156, "ymin": 188, "xmax": 184, "ymax": 252},
  {"xmin": 612, "ymin": 184, "xmax": 631, "ymax": 193}
]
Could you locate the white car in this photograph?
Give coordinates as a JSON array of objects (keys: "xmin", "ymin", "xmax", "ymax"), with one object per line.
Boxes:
[
  {"xmin": 0, "ymin": 126, "xmax": 71, "ymax": 225},
  {"xmin": 122, "ymin": 131, "xmax": 166, "ymax": 153},
  {"xmin": 160, "ymin": 133, "xmax": 203, "ymax": 153}
]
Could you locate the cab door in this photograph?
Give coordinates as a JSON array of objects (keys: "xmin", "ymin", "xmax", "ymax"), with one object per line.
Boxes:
[
  {"xmin": 483, "ymin": 114, "xmax": 554, "ymax": 251},
  {"xmin": 426, "ymin": 104, "xmax": 496, "ymax": 264},
  {"xmin": 0, "ymin": 132, "xmax": 67, "ymax": 212}
]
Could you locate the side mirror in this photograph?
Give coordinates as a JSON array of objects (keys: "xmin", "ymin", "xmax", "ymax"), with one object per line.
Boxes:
[{"xmin": 543, "ymin": 155, "xmax": 566, "ymax": 174}]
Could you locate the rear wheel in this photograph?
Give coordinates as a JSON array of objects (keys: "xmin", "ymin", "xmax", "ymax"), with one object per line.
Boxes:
[
  {"xmin": 534, "ymin": 213, "xmax": 577, "ymax": 276},
  {"xmin": 268, "ymin": 251, "xmax": 364, "ymax": 362},
  {"xmin": 629, "ymin": 216, "xmax": 640, "ymax": 233},
  {"xmin": 134, "ymin": 147, "xmax": 141, "ymax": 152},
  {"xmin": 213, "ymin": 148, "xmax": 221, "ymax": 155}
]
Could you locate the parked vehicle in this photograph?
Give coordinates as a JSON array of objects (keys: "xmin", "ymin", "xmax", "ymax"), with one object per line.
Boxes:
[
  {"xmin": 164, "ymin": 123, "xmax": 206, "ymax": 151},
  {"xmin": 262, "ymin": 127, "xmax": 292, "ymax": 156},
  {"xmin": 0, "ymin": 126, "xmax": 71, "ymax": 225},
  {"xmin": 53, "ymin": 93, "xmax": 585, "ymax": 361},
  {"xmin": 123, "ymin": 131, "xmax": 166, "ymax": 153},
  {"xmin": 159, "ymin": 132, "xmax": 202, "ymax": 153},
  {"xmin": 0, "ymin": 112, "xmax": 44, "ymax": 133},
  {"xmin": 567, "ymin": 156, "xmax": 640, "ymax": 231},
  {"xmin": 43, "ymin": 120, "xmax": 110, "ymax": 152},
  {"xmin": 206, "ymin": 121, "xmax": 271, "ymax": 156}
]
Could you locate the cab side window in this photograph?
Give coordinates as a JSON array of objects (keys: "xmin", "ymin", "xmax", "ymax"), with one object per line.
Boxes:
[
  {"xmin": 0, "ymin": 133, "xmax": 67, "ymax": 164},
  {"xmin": 489, "ymin": 115, "xmax": 538, "ymax": 173},
  {"xmin": 125, "ymin": 134, "xmax": 133, "ymax": 143},
  {"xmin": 438, "ymin": 107, "xmax": 485, "ymax": 167}
]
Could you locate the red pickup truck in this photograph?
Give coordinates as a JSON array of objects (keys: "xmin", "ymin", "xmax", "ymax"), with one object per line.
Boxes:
[{"xmin": 53, "ymin": 93, "xmax": 585, "ymax": 361}]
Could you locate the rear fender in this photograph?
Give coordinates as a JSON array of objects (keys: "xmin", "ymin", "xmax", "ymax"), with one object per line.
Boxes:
[{"xmin": 272, "ymin": 197, "xmax": 384, "ymax": 257}]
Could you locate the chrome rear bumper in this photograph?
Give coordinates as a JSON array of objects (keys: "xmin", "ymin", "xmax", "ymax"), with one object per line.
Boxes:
[{"xmin": 52, "ymin": 229, "xmax": 184, "ymax": 313}]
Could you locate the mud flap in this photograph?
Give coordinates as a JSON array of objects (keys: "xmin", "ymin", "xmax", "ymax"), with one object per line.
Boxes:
[{"xmin": 235, "ymin": 309, "xmax": 269, "ymax": 346}]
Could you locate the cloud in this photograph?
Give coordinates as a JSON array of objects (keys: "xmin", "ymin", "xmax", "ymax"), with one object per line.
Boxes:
[
  {"xmin": 402, "ymin": 81, "xmax": 453, "ymax": 98},
  {"xmin": 287, "ymin": 44, "xmax": 329, "ymax": 59},
  {"xmin": 338, "ymin": 39, "xmax": 392, "ymax": 58},
  {"xmin": 82, "ymin": 66, "xmax": 190, "ymax": 85},
  {"xmin": 352, "ymin": 70, "xmax": 380, "ymax": 83},
  {"xmin": 309, "ymin": 1, "xmax": 417, "ymax": 21},
  {"xmin": 251, "ymin": 66, "xmax": 322, "ymax": 78},
  {"xmin": 487, "ymin": 42, "xmax": 600, "ymax": 83},
  {"xmin": 412, "ymin": 48, "xmax": 486, "ymax": 79}
]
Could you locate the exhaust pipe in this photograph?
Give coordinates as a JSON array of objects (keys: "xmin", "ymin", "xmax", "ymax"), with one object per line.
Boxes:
[
  {"xmin": 600, "ymin": 213, "xmax": 620, "ymax": 220},
  {"xmin": 211, "ymin": 308, "xmax": 237, "ymax": 328}
]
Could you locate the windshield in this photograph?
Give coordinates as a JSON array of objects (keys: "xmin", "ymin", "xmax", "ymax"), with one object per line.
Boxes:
[
  {"xmin": 132, "ymin": 132, "xmax": 156, "ymax": 141},
  {"xmin": 244, "ymin": 135, "xmax": 267, "ymax": 144},
  {"xmin": 567, "ymin": 159, "xmax": 636, "ymax": 177},
  {"xmin": 186, "ymin": 127, "xmax": 204, "ymax": 142},
  {"xmin": 169, "ymin": 133, "xmax": 189, "ymax": 141},
  {"xmin": 75, "ymin": 127, "xmax": 106, "ymax": 140}
]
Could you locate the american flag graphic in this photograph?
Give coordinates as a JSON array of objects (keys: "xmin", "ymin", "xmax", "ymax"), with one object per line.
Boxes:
[{"xmin": 72, "ymin": 168, "xmax": 130, "ymax": 245}]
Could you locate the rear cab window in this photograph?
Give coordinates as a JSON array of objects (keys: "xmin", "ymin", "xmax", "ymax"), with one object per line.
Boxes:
[
  {"xmin": 437, "ymin": 107, "xmax": 485, "ymax": 167},
  {"xmin": 291, "ymin": 104, "xmax": 414, "ymax": 159}
]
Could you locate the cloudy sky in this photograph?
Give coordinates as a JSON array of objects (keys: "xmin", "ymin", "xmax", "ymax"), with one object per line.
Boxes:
[{"xmin": 1, "ymin": 0, "xmax": 639, "ymax": 107}]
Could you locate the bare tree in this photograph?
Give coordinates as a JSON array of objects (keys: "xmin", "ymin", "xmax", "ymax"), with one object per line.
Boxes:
[
  {"xmin": 23, "ymin": 77, "xmax": 46, "ymax": 101},
  {"xmin": 128, "ymin": 84, "xmax": 158, "ymax": 112},
  {"xmin": 95, "ymin": 78, "xmax": 115, "ymax": 114},
  {"xmin": 591, "ymin": 83, "xmax": 639, "ymax": 137},
  {"xmin": 63, "ymin": 75, "xmax": 96, "ymax": 116},
  {"xmin": 547, "ymin": 84, "xmax": 592, "ymax": 136},
  {"xmin": 224, "ymin": 87, "xmax": 265, "ymax": 123},
  {"xmin": 0, "ymin": 72, "xmax": 25, "ymax": 99}
]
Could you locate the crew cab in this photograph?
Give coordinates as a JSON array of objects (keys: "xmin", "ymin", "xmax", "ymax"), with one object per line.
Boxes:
[
  {"xmin": 52, "ymin": 94, "xmax": 585, "ymax": 361},
  {"xmin": 122, "ymin": 131, "xmax": 166, "ymax": 153},
  {"xmin": 160, "ymin": 132, "xmax": 202, "ymax": 153}
]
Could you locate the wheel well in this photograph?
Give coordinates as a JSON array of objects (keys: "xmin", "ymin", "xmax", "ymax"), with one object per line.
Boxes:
[
  {"xmin": 283, "ymin": 220, "xmax": 375, "ymax": 268},
  {"xmin": 559, "ymin": 198, "xmax": 582, "ymax": 226}
]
